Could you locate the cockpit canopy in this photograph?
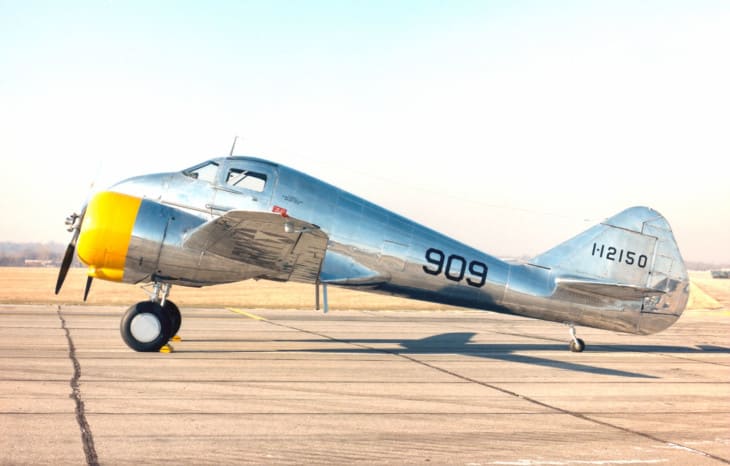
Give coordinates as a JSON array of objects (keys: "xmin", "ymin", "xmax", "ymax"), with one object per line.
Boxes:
[{"xmin": 182, "ymin": 157, "xmax": 276, "ymax": 194}]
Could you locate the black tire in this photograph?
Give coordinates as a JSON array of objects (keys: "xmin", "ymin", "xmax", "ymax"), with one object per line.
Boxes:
[
  {"xmin": 163, "ymin": 300, "xmax": 181, "ymax": 338},
  {"xmin": 120, "ymin": 301, "xmax": 172, "ymax": 352},
  {"xmin": 569, "ymin": 338, "xmax": 586, "ymax": 353}
]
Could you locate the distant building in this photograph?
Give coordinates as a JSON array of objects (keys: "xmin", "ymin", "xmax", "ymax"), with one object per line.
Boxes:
[
  {"xmin": 711, "ymin": 270, "xmax": 730, "ymax": 279},
  {"xmin": 23, "ymin": 259, "xmax": 55, "ymax": 267}
]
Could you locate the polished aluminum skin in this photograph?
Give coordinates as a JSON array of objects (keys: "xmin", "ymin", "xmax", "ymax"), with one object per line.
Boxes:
[{"xmin": 106, "ymin": 156, "xmax": 688, "ymax": 336}]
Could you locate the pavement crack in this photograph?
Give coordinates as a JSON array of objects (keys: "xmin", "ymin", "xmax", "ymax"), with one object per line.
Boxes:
[
  {"xmin": 260, "ymin": 315, "xmax": 729, "ymax": 465},
  {"xmin": 57, "ymin": 305, "xmax": 99, "ymax": 466},
  {"xmin": 394, "ymin": 353, "xmax": 729, "ymax": 464}
]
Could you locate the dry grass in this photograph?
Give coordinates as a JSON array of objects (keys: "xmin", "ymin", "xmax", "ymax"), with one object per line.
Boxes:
[
  {"xmin": 686, "ymin": 270, "xmax": 729, "ymax": 310},
  {"xmin": 0, "ymin": 267, "xmax": 451, "ymax": 310},
  {"xmin": 1, "ymin": 268, "xmax": 728, "ymax": 311}
]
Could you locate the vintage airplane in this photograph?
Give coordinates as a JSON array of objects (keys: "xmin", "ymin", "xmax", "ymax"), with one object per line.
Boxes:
[{"xmin": 55, "ymin": 155, "xmax": 689, "ymax": 353}]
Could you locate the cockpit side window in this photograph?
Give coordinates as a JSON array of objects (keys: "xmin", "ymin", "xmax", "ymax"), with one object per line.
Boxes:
[
  {"xmin": 226, "ymin": 169, "xmax": 267, "ymax": 192},
  {"xmin": 183, "ymin": 161, "xmax": 219, "ymax": 183}
]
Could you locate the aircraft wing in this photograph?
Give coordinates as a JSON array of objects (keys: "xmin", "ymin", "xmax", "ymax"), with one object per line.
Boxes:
[{"xmin": 183, "ymin": 210, "xmax": 329, "ymax": 282}]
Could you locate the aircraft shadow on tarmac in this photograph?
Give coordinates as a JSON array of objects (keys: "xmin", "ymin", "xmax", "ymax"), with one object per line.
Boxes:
[{"xmin": 183, "ymin": 332, "xmax": 730, "ymax": 379}]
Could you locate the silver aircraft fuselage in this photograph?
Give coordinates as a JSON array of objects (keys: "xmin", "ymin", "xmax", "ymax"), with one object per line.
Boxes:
[{"xmin": 98, "ymin": 156, "xmax": 688, "ymax": 337}]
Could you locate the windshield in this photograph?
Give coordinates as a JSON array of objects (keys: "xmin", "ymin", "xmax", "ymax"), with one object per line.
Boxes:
[{"xmin": 182, "ymin": 161, "xmax": 219, "ymax": 183}]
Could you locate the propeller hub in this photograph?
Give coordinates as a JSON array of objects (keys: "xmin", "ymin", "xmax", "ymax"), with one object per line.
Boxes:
[{"xmin": 65, "ymin": 213, "xmax": 82, "ymax": 232}]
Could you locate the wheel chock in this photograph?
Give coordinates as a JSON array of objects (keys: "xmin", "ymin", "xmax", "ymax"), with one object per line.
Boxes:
[
  {"xmin": 159, "ymin": 344, "xmax": 174, "ymax": 353},
  {"xmin": 171, "ymin": 335, "xmax": 182, "ymax": 342}
]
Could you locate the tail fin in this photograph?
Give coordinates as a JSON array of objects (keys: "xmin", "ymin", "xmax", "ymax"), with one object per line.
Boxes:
[{"xmin": 531, "ymin": 206, "xmax": 689, "ymax": 330}]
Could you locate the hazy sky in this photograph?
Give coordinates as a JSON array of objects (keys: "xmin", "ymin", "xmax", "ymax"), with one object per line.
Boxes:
[{"xmin": 2, "ymin": 1, "xmax": 729, "ymax": 263}]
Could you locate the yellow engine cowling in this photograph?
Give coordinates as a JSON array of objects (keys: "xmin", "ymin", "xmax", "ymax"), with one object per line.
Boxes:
[{"xmin": 76, "ymin": 191, "xmax": 143, "ymax": 282}]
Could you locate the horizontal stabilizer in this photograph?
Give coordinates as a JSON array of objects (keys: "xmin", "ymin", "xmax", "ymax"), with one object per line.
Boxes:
[{"xmin": 555, "ymin": 278, "xmax": 663, "ymax": 301}]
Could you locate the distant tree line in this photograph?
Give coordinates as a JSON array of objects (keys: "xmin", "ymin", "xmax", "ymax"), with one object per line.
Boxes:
[
  {"xmin": 0, "ymin": 242, "xmax": 81, "ymax": 267},
  {"xmin": 686, "ymin": 260, "xmax": 730, "ymax": 271}
]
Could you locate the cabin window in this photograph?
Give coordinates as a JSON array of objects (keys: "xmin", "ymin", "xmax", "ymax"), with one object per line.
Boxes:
[
  {"xmin": 183, "ymin": 161, "xmax": 219, "ymax": 184},
  {"xmin": 226, "ymin": 169, "xmax": 267, "ymax": 192}
]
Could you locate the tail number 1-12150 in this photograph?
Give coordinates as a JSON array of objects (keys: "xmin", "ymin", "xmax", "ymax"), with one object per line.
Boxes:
[
  {"xmin": 423, "ymin": 247, "xmax": 488, "ymax": 288},
  {"xmin": 592, "ymin": 243, "xmax": 648, "ymax": 268}
]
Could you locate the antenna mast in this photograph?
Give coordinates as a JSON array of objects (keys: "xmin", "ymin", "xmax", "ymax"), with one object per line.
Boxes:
[{"xmin": 229, "ymin": 136, "xmax": 238, "ymax": 156}]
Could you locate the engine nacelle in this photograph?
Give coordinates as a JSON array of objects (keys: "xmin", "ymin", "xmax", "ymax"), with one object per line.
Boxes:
[
  {"xmin": 77, "ymin": 191, "xmax": 204, "ymax": 284},
  {"xmin": 77, "ymin": 190, "xmax": 275, "ymax": 287}
]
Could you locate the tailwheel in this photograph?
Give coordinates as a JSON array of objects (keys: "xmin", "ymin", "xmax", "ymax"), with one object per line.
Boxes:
[
  {"xmin": 568, "ymin": 324, "xmax": 586, "ymax": 352},
  {"xmin": 120, "ymin": 301, "xmax": 172, "ymax": 352},
  {"xmin": 569, "ymin": 338, "xmax": 586, "ymax": 352}
]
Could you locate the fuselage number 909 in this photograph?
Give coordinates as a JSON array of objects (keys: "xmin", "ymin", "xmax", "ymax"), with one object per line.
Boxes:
[{"xmin": 423, "ymin": 247, "xmax": 488, "ymax": 288}]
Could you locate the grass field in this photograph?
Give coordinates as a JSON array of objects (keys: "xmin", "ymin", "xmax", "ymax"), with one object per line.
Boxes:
[
  {"xmin": 0, "ymin": 267, "xmax": 727, "ymax": 311},
  {"xmin": 0, "ymin": 267, "xmax": 454, "ymax": 310}
]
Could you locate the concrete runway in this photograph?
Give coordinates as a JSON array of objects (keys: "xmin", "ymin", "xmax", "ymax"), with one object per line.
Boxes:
[{"xmin": 1, "ymin": 304, "xmax": 728, "ymax": 465}]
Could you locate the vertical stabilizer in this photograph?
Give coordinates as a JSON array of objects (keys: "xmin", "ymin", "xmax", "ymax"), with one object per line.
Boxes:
[{"xmin": 530, "ymin": 207, "xmax": 689, "ymax": 329}]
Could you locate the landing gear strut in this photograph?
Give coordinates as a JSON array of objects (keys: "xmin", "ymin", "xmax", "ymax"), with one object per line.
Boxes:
[
  {"xmin": 120, "ymin": 282, "xmax": 181, "ymax": 352},
  {"xmin": 569, "ymin": 324, "xmax": 586, "ymax": 352}
]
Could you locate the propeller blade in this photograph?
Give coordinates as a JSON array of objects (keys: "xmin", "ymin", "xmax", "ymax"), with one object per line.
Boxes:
[
  {"xmin": 83, "ymin": 276, "xmax": 93, "ymax": 302},
  {"xmin": 55, "ymin": 242, "xmax": 76, "ymax": 295},
  {"xmin": 55, "ymin": 204, "xmax": 86, "ymax": 296}
]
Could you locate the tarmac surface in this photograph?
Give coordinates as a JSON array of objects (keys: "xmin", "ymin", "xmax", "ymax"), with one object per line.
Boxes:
[{"xmin": 0, "ymin": 304, "xmax": 728, "ymax": 465}]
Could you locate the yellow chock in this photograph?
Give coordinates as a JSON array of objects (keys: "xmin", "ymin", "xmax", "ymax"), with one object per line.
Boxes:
[
  {"xmin": 159, "ymin": 344, "xmax": 174, "ymax": 353},
  {"xmin": 171, "ymin": 335, "xmax": 182, "ymax": 342}
]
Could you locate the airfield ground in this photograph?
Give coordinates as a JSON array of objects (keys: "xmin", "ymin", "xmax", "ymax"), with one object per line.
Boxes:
[{"xmin": 0, "ymin": 269, "xmax": 728, "ymax": 465}]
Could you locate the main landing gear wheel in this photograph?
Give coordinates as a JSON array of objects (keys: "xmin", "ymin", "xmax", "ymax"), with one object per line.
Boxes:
[
  {"xmin": 163, "ymin": 300, "xmax": 181, "ymax": 337},
  {"xmin": 120, "ymin": 301, "xmax": 172, "ymax": 352}
]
